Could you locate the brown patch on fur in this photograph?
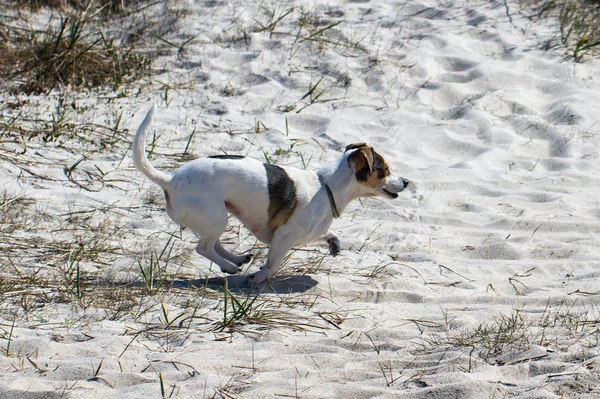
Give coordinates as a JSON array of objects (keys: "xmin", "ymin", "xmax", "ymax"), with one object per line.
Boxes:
[
  {"xmin": 347, "ymin": 146, "xmax": 374, "ymax": 180},
  {"xmin": 347, "ymin": 145, "xmax": 391, "ymax": 188},
  {"xmin": 268, "ymin": 207, "xmax": 296, "ymax": 233},
  {"xmin": 264, "ymin": 164, "xmax": 298, "ymax": 233}
]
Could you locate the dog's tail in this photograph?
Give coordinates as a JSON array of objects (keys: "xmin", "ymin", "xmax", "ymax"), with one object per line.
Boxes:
[{"xmin": 132, "ymin": 104, "xmax": 171, "ymax": 190}]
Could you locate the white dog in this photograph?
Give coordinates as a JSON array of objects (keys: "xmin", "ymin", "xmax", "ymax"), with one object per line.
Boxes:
[{"xmin": 133, "ymin": 105, "xmax": 409, "ymax": 284}]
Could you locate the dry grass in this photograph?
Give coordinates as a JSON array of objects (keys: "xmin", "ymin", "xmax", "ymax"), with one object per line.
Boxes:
[
  {"xmin": 524, "ymin": 0, "xmax": 600, "ymax": 61},
  {"xmin": 214, "ymin": 277, "xmax": 329, "ymax": 334},
  {"xmin": 8, "ymin": 0, "xmax": 147, "ymax": 15},
  {"xmin": 0, "ymin": 189, "xmax": 133, "ymax": 318},
  {"xmin": 419, "ymin": 302, "xmax": 600, "ymax": 363},
  {"xmin": 0, "ymin": 1, "xmax": 154, "ymax": 93},
  {"xmin": 0, "ymin": 180, "xmax": 339, "ymax": 339}
]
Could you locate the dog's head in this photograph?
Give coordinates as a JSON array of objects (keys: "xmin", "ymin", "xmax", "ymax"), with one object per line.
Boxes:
[{"xmin": 345, "ymin": 143, "xmax": 409, "ymax": 199}]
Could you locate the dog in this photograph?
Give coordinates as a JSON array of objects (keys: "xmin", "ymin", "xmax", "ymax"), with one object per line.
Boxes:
[{"xmin": 132, "ymin": 105, "xmax": 409, "ymax": 284}]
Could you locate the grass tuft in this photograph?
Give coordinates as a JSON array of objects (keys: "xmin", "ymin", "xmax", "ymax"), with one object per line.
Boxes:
[
  {"xmin": 421, "ymin": 302, "xmax": 600, "ymax": 364},
  {"xmin": 0, "ymin": 3, "xmax": 153, "ymax": 93},
  {"xmin": 555, "ymin": 0, "xmax": 600, "ymax": 61},
  {"xmin": 527, "ymin": 0, "xmax": 600, "ymax": 61},
  {"xmin": 138, "ymin": 234, "xmax": 177, "ymax": 295},
  {"xmin": 9, "ymin": 0, "xmax": 148, "ymax": 15},
  {"xmin": 218, "ymin": 278, "xmax": 267, "ymax": 330}
]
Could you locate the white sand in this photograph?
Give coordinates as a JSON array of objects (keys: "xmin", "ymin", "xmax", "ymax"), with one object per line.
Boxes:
[{"xmin": 1, "ymin": 0, "xmax": 600, "ymax": 398}]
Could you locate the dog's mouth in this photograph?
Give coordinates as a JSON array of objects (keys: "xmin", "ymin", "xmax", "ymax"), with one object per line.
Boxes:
[
  {"xmin": 382, "ymin": 188, "xmax": 399, "ymax": 199},
  {"xmin": 381, "ymin": 176, "xmax": 409, "ymax": 199}
]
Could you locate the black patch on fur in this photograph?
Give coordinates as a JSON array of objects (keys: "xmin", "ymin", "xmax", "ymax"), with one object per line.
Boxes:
[
  {"xmin": 355, "ymin": 166, "xmax": 371, "ymax": 182},
  {"xmin": 207, "ymin": 154, "xmax": 245, "ymax": 160},
  {"xmin": 264, "ymin": 164, "xmax": 298, "ymax": 231}
]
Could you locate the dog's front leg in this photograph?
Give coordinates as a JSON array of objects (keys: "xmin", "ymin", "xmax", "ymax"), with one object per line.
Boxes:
[
  {"xmin": 247, "ymin": 232, "xmax": 295, "ymax": 285},
  {"xmin": 318, "ymin": 230, "xmax": 341, "ymax": 257}
]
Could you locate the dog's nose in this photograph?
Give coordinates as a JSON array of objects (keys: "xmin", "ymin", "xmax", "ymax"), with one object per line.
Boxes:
[{"xmin": 402, "ymin": 178, "xmax": 409, "ymax": 187}]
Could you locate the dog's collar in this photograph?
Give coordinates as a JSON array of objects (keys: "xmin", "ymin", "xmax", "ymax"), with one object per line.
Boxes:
[{"xmin": 324, "ymin": 183, "xmax": 341, "ymax": 219}]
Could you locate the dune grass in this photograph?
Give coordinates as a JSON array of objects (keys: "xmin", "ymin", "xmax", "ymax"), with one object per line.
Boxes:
[
  {"xmin": 8, "ymin": 0, "xmax": 146, "ymax": 14},
  {"xmin": 525, "ymin": 0, "xmax": 600, "ymax": 61},
  {"xmin": 420, "ymin": 302, "xmax": 600, "ymax": 364},
  {"xmin": 215, "ymin": 277, "xmax": 326, "ymax": 334},
  {"xmin": 0, "ymin": 1, "xmax": 154, "ymax": 94}
]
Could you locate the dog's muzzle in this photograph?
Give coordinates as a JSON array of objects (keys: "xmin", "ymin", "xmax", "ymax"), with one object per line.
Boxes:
[{"xmin": 383, "ymin": 176, "xmax": 409, "ymax": 198}]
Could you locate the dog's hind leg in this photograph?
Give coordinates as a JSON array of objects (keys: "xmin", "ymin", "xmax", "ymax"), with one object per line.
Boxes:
[
  {"xmin": 195, "ymin": 238, "xmax": 240, "ymax": 274},
  {"xmin": 214, "ymin": 240, "xmax": 252, "ymax": 267},
  {"xmin": 182, "ymin": 204, "xmax": 241, "ymax": 274}
]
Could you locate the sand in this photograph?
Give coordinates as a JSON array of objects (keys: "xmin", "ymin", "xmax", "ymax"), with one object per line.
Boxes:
[{"xmin": 1, "ymin": 0, "xmax": 599, "ymax": 397}]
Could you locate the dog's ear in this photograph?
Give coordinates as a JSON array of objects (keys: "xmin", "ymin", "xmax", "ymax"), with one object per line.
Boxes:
[
  {"xmin": 345, "ymin": 143, "xmax": 368, "ymax": 152},
  {"xmin": 347, "ymin": 146, "xmax": 374, "ymax": 180}
]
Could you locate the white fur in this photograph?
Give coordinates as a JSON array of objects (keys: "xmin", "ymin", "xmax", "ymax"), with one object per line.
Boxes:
[{"xmin": 132, "ymin": 106, "xmax": 408, "ymax": 285}]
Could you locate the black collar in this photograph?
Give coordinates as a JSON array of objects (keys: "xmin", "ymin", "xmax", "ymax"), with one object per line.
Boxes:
[{"xmin": 324, "ymin": 183, "xmax": 341, "ymax": 219}]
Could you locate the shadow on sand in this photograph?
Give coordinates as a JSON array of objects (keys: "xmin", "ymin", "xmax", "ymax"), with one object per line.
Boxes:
[{"xmin": 170, "ymin": 274, "xmax": 319, "ymax": 294}]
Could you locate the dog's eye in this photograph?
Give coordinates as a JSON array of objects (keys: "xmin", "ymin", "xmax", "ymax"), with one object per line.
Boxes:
[{"xmin": 375, "ymin": 165, "xmax": 390, "ymax": 177}]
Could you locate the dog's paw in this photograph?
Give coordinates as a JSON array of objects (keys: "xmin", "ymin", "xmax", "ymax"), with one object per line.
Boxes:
[
  {"xmin": 220, "ymin": 265, "xmax": 240, "ymax": 275},
  {"xmin": 236, "ymin": 253, "xmax": 253, "ymax": 267},
  {"xmin": 328, "ymin": 236, "xmax": 341, "ymax": 257},
  {"xmin": 247, "ymin": 270, "xmax": 268, "ymax": 286}
]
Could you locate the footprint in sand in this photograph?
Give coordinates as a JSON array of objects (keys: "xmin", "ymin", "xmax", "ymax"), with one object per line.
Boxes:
[
  {"xmin": 404, "ymin": 188, "xmax": 423, "ymax": 222},
  {"xmin": 501, "ymin": 99, "xmax": 536, "ymax": 116},
  {"xmin": 241, "ymin": 73, "xmax": 270, "ymax": 87},
  {"xmin": 546, "ymin": 98, "xmax": 583, "ymax": 126},
  {"xmin": 465, "ymin": 8, "xmax": 486, "ymax": 27},
  {"xmin": 435, "ymin": 56, "xmax": 483, "ymax": 86},
  {"xmin": 439, "ymin": 56, "xmax": 478, "ymax": 72},
  {"xmin": 410, "ymin": 189, "xmax": 424, "ymax": 207},
  {"xmin": 409, "ymin": 5, "xmax": 449, "ymax": 21},
  {"xmin": 509, "ymin": 116, "xmax": 571, "ymax": 158}
]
